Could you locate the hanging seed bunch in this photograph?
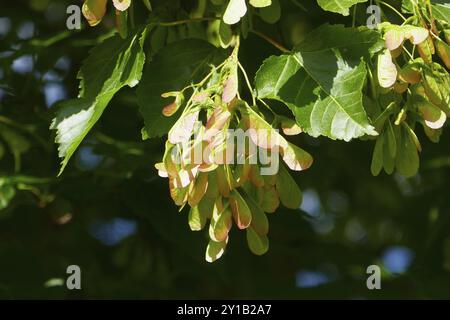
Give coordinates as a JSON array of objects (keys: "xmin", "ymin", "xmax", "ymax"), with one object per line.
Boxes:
[
  {"xmin": 155, "ymin": 46, "xmax": 313, "ymax": 262},
  {"xmin": 370, "ymin": 6, "xmax": 450, "ymax": 177}
]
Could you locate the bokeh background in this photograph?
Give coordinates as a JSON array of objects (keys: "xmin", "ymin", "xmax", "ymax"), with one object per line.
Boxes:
[{"xmin": 1, "ymin": 0, "xmax": 450, "ymax": 299}]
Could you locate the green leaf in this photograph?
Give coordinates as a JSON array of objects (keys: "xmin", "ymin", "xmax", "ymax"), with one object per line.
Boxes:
[
  {"xmin": 317, "ymin": 0, "xmax": 368, "ymax": 16},
  {"xmin": 401, "ymin": 0, "xmax": 413, "ymax": 13},
  {"xmin": 256, "ymin": 25, "xmax": 382, "ymax": 141},
  {"xmin": 51, "ymin": 29, "xmax": 149, "ymax": 174},
  {"xmin": 433, "ymin": 3, "xmax": 450, "ymax": 23},
  {"xmin": 137, "ymin": 39, "xmax": 221, "ymax": 138}
]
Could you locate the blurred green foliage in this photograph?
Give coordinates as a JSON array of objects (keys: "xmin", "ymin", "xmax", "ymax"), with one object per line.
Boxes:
[{"xmin": 1, "ymin": 0, "xmax": 450, "ymax": 299}]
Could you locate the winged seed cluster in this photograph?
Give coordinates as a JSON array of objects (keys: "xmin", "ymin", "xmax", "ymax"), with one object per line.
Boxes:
[
  {"xmin": 49, "ymin": 1, "xmax": 450, "ymax": 261},
  {"xmin": 372, "ymin": 5, "xmax": 450, "ymax": 177},
  {"xmin": 155, "ymin": 48, "xmax": 312, "ymax": 262}
]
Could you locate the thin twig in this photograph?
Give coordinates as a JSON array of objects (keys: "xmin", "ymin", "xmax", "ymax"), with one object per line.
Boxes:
[
  {"xmin": 159, "ymin": 17, "xmax": 218, "ymax": 27},
  {"xmin": 238, "ymin": 61, "xmax": 256, "ymax": 106},
  {"xmin": 250, "ymin": 30, "xmax": 290, "ymax": 53},
  {"xmin": 378, "ymin": 1, "xmax": 407, "ymax": 21}
]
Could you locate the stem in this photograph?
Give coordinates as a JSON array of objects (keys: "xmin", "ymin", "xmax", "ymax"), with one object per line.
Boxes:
[
  {"xmin": 374, "ymin": 101, "xmax": 396, "ymax": 129},
  {"xmin": 403, "ymin": 46, "xmax": 414, "ymax": 60},
  {"xmin": 395, "ymin": 108, "xmax": 406, "ymax": 125},
  {"xmin": 191, "ymin": 60, "xmax": 226, "ymax": 89},
  {"xmin": 159, "ymin": 17, "xmax": 218, "ymax": 27},
  {"xmin": 142, "ymin": 0, "xmax": 152, "ymax": 11},
  {"xmin": 238, "ymin": 62, "xmax": 256, "ymax": 106},
  {"xmin": 352, "ymin": 4, "xmax": 357, "ymax": 28},
  {"xmin": 429, "ymin": 30, "xmax": 441, "ymax": 41},
  {"xmin": 411, "ymin": 0, "xmax": 427, "ymax": 27},
  {"xmin": 401, "ymin": 16, "xmax": 416, "ymax": 26},
  {"xmin": 379, "ymin": 1, "xmax": 407, "ymax": 21},
  {"xmin": 0, "ymin": 115, "xmax": 19, "ymax": 127},
  {"xmin": 367, "ymin": 66, "xmax": 377, "ymax": 100},
  {"xmin": 426, "ymin": 0, "xmax": 437, "ymax": 32},
  {"xmin": 257, "ymin": 98, "xmax": 276, "ymax": 116},
  {"xmin": 289, "ymin": 0, "xmax": 307, "ymax": 12},
  {"xmin": 130, "ymin": 0, "xmax": 135, "ymax": 28},
  {"xmin": 250, "ymin": 30, "xmax": 290, "ymax": 53}
]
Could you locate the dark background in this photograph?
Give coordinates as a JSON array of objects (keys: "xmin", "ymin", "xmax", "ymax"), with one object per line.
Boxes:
[{"xmin": 1, "ymin": 0, "xmax": 450, "ymax": 299}]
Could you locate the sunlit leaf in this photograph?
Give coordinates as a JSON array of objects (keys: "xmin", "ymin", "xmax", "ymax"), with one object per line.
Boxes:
[
  {"xmin": 255, "ymin": 25, "xmax": 381, "ymax": 141},
  {"xmin": 51, "ymin": 28, "xmax": 149, "ymax": 174},
  {"xmin": 317, "ymin": 0, "xmax": 368, "ymax": 16}
]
